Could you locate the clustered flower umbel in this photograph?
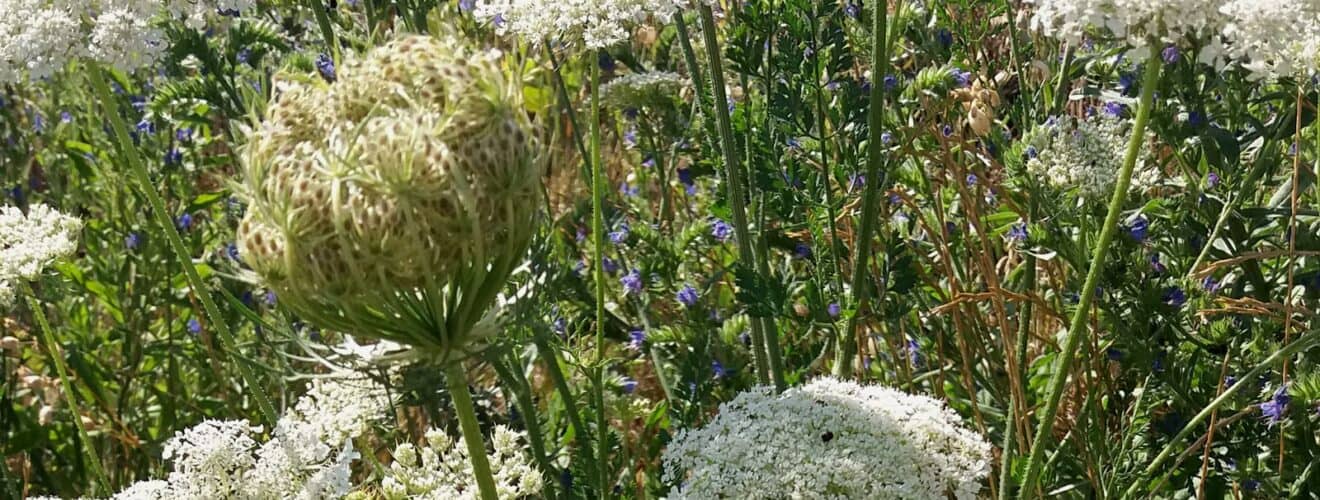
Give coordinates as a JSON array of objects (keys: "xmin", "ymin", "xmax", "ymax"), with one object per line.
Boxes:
[
  {"xmin": 662, "ymin": 377, "xmax": 991, "ymax": 499},
  {"xmin": 0, "ymin": 204, "xmax": 82, "ymax": 309},
  {"xmin": 1022, "ymin": 114, "xmax": 1159, "ymax": 200},
  {"xmin": 237, "ymin": 34, "xmax": 541, "ymax": 358},
  {"xmin": 32, "ymin": 375, "xmax": 392, "ymax": 500},
  {"xmin": 599, "ymin": 71, "xmax": 686, "ymax": 111},
  {"xmin": 380, "ymin": 425, "xmax": 542, "ymax": 499},
  {"xmin": 0, "ymin": 0, "xmax": 253, "ymax": 84},
  {"xmin": 1029, "ymin": 0, "xmax": 1320, "ymax": 79},
  {"xmin": 474, "ymin": 0, "xmax": 687, "ymax": 49}
]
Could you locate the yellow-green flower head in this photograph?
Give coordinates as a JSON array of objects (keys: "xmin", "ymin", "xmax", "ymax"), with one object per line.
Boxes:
[{"xmin": 238, "ymin": 34, "xmax": 541, "ymax": 361}]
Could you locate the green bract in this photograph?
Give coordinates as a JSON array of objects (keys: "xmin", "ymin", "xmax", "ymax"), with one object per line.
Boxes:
[{"xmin": 237, "ymin": 34, "xmax": 541, "ymax": 362}]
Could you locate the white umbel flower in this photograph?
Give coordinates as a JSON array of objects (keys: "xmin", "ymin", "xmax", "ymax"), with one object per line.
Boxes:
[
  {"xmin": 600, "ymin": 71, "xmax": 686, "ymax": 110},
  {"xmin": 1219, "ymin": 0, "xmax": 1320, "ymax": 80},
  {"xmin": 1022, "ymin": 114, "xmax": 1159, "ymax": 199},
  {"xmin": 474, "ymin": 0, "xmax": 682, "ymax": 49},
  {"xmin": 0, "ymin": 203, "xmax": 81, "ymax": 308},
  {"xmin": 380, "ymin": 425, "xmax": 543, "ymax": 499},
  {"xmin": 1028, "ymin": 0, "xmax": 1227, "ymax": 59},
  {"xmin": 662, "ymin": 377, "xmax": 992, "ymax": 500}
]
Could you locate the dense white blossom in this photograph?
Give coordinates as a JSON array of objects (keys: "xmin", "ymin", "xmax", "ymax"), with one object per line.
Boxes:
[
  {"xmin": 1027, "ymin": 0, "xmax": 1228, "ymax": 62},
  {"xmin": 80, "ymin": 374, "xmax": 390, "ymax": 499},
  {"xmin": 662, "ymin": 377, "xmax": 991, "ymax": 500},
  {"xmin": 380, "ymin": 426, "xmax": 542, "ymax": 499},
  {"xmin": 474, "ymin": 0, "xmax": 682, "ymax": 49},
  {"xmin": 1219, "ymin": 0, "xmax": 1320, "ymax": 80},
  {"xmin": 0, "ymin": 0, "xmax": 252, "ymax": 84},
  {"xmin": 1023, "ymin": 114, "xmax": 1159, "ymax": 199},
  {"xmin": 0, "ymin": 204, "xmax": 81, "ymax": 309}
]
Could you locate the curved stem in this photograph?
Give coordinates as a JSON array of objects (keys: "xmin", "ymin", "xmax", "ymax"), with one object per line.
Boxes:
[
  {"xmin": 88, "ymin": 67, "xmax": 279, "ymax": 427},
  {"xmin": 444, "ymin": 363, "xmax": 499, "ymax": 500},
  {"xmin": 836, "ymin": 0, "xmax": 889, "ymax": 379},
  {"xmin": 1018, "ymin": 47, "xmax": 1161, "ymax": 498},
  {"xmin": 23, "ymin": 282, "xmax": 109, "ymax": 496},
  {"xmin": 697, "ymin": 5, "xmax": 777, "ymax": 389}
]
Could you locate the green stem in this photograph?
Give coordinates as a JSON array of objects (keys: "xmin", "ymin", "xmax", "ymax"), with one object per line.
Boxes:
[
  {"xmin": 587, "ymin": 50, "xmax": 613, "ymax": 499},
  {"xmin": 88, "ymin": 67, "xmax": 279, "ymax": 427},
  {"xmin": 1018, "ymin": 47, "xmax": 1161, "ymax": 498},
  {"xmin": 998, "ymin": 254, "xmax": 1036, "ymax": 500},
  {"xmin": 592, "ymin": 367, "xmax": 611, "ymax": 498},
  {"xmin": 1050, "ymin": 46, "xmax": 1074, "ymax": 115},
  {"xmin": 545, "ymin": 42, "xmax": 592, "ymax": 182},
  {"xmin": 1123, "ymin": 329, "xmax": 1320, "ymax": 497},
  {"xmin": 308, "ymin": 0, "xmax": 340, "ymax": 62},
  {"xmin": 835, "ymin": 0, "xmax": 890, "ymax": 379},
  {"xmin": 697, "ymin": 5, "xmax": 776, "ymax": 389},
  {"xmin": 23, "ymin": 282, "xmax": 109, "ymax": 496},
  {"xmin": 444, "ymin": 363, "xmax": 499, "ymax": 500},
  {"xmin": 673, "ymin": 14, "xmax": 720, "ymax": 151}
]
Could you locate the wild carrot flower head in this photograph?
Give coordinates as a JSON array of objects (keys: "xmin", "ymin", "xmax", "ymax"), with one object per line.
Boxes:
[
  {"xmin": 1021, "ymin": 114, "xmax": 1158, "ymax": 199},
  {"xmin": 662, "ymin": 377, "xmax": 991, "ymax": 499},
  {"xmin": 0, "ymin": 204, "xmax": 81, "ymax": 309},
  {"xmin": 237, "ymin": 34, "xmax": 541, "ymax": 361}
]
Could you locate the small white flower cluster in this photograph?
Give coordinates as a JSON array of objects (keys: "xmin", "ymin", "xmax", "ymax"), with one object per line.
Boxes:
[
  {"xmin": 0, "ymin": 0, "xmax": 252, "ymax": 84},
  {"xmin": 380, "ymin": 425, "xmax": 543, "ymax": 500},
  {"xmin": 1219, "ymin": 0, "xmax": 1320, "ymax": 80},
  {"xmin": 661, "ymin": 377, "xmax": 992, "ymax": 500},
  {"xmin": 474, "ymin": 0, "xmax": 683, "ymax": 49},
  {"xmin": 1023, "ymin": 114, "xmax": 1158, "ymax": 199},
  {"xmin": 1028, "ymin": 0, "xmax": 1228, "ymax": 57},
  {"xmin": 0, "ymin": 204, "xmax": 82, "ymax": 309},
  {"xmin": 600, "ymin": 71, "xmax": 686, "ymax": 110},
  {"xmin": 81, "ymin": 375, "xmax": 391, "ymax": 500}
]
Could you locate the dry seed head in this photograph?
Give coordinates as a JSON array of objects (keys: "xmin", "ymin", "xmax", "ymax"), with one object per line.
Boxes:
[{"xmin": 238, "ymin": 34, "xmax": 541, "ymax": 356}]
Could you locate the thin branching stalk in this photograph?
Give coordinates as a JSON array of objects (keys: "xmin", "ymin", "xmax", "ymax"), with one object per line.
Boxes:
[
  {"xmin": 444, "ymin": 363, "xmax": 500, "ymax": 500},
  {"xmin": 587, "ymin": 49, "xmax": 613, "ymax": 498},
  {"xmin": 696, "ymin": 4, "xmax": 778, "ymax": 388},
  {"xmin": 23, "ymin": 282, "xmax": 109, "ymax": 496},
  {"xmin": 88, "ymin": 66, "xmax": 280, "ymax": 428},
  {"xmin": 1018, "ymin": 46, "xmax": 1161, "ymax": 498},
  {"xmin": 1278, "ymin": 85, "xmax": 1304, "ymax": 474},
  {"xmin": 835, "ymin": 0, "xmax": 890, "ymax": 380}
]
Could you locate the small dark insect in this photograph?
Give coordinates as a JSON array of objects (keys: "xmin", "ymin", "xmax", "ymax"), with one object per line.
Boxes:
[{"xmin": 821, "ymin": 431, "xmax": 834, "ymax": 443}]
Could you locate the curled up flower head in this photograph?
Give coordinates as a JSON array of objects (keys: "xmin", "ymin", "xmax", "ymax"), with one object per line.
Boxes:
[{"xmin": 237, "ymin": 34, "xmax": 543, "ymax": 363}]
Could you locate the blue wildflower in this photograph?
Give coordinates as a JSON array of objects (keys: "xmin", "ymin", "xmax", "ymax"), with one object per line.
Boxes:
[
  {"xmin": 711, "ymin": 360, "xmax": 726, "ymax": 379},
  {"xmin": 187, "ymin": 319, "xmax": 202, "ymax": 335},
  {"xmin": 621, "ymin": 377, "xmax": 637, "ymax": 394},
  {"xmin": 1126, "ymin": 216, "xmax": 1149, "ymax": 242},
  {"xmin": 710, "ymin": 218, "xmax": 733, "ymax": 242},
  {"xmin": 1161, "ymin": 45, "xmax": 1180, "ymax": 64},
  {"xmin": 677, "ymin": 285, "xmax": 699, "ymax": 307},
  {"xmin": 602, "ymin": 257, "xmax": 619, "ymax": 275},
  {"xmin": 609, "ymin": 222, "xmax": 630, "ymax": 244},
  {"xmin": 1260, "ymin": 385, "xmax": 1290, "ymax": 426},
  {"xmin": 125, "ymin": 232, "xmax": 142, "ymax": 250},
  {"xmin": 1205, "ymin": 172, "xmax": 1219, "ymax": 189},
  {"xmin": 1163, "ymin": 287, "xmax": 1186, "ymax": 308},
  {"xmin": 628, "ymin": 330, "xmax": 646, "ymax": 351},
  {"xmin": 794, "ymin": 242, "xmax": 812, "ymax": 260},
  {"xmin": 937, "ymin": 28, "xmax": 953, "ymax": 48},
  {"xmin": 621, "ymin": 270, "xmax": 643, "ymax": 295},
  {"xmin": 315, "ymin": 53, "xmax": 336, "ymax": 82},
  {"xmin": 177, "ymin": 213, "xmax": 194, "ymax": 231},
  {"xmin": 598, "ymin": 51, "xmax": 615, "ymax": 72},
  {"xmin": 1008, "ymin": 222, "xmax": 1028, "ymax": 242},
  {"xmin": 165, "ymin": 148, "xmax": 183, "ymax": 166}
]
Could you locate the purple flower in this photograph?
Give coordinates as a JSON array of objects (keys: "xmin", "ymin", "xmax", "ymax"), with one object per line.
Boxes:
[
  {"xmin": 265, "ymin": 290, "xmax": 277, "ymax": 306},
  {"xmin": 676, "ymin": 285, "xmax": 699, "ymax": 307},
  {"xmin": 1118, "ymin": 73, "xmax": 1136, "ymax": 95},
  {"xmin": 936, "ymin": 28, "xmax": 953, "ymax": 48},
  {"xmin": 1187, "ymin": 111, "xmax": 1205, "ymax": 127},
  {"xmin": 225, "ymin": 243, "xmax": 240, "ymax": 261},
  {"xmin": 125, "ymin": 232, "xmax": 142, "ymax": 250},
  {"xmin": 60, "ymin": 111, "xmax": 72, "ymax": 123},
  {"xmin": 1161, "ymin": 45, "xmax": 1180, "ymax": 64},
  {"xmin": 966, "ymin": 173, "xmax": 977, "ymax": 186},
  {"xmin": 794, "ymin": 242, "xmax": 812, "ymax": 260},
  {"xmin": 1202, "ymin": 276, "xmax": 1221, "ymax": 293},
  {"xmin": 627, "ymin": 329, "xmax": 646, "ymax": 350},
  {"xmin": 1126, "ymin": 216, "xmax": 1149, "ymax": 242},
  {"xmin": 609, "ymin": 222, "xmax": 630, "ymax": 244},
  {"xmin": 827, "ymin": 303, "xmax": 840, "ymax": 318},
  {"xmin": 1205, "ymin": 172, "xmax": 1220, "ymax": 189},
  {"xmin": 176, "ymin": 128, "xmax": 194, "ymax": 143},
  {"xmin": 458, "ymin": 0, "xmax": 475, "ymax": 11},
  {"xmin": 187, "ymin": 318, "xmax": 202, "ymax": 335},
  {"xmin": 942, "ymin": 124, "xmax": 954, "ymax": 137},
  {"xmin": 623, "ymin": 128, "xmax": 637, "ymax": 148},
  {"xmin": 621, "ymin": 270, "xmax": 643, "ymax": 295},
  {"xmin": 1162, "ymin": 287, "xmax": 1186, "ymax": 308},
  {"xmin": 880, "ymin": 131, "xmax": 893, "ymax": 145},
  {"xmin": 136, "ymin": 119, "xmax": 156, "ymax": 134},
  {"xmin": 641, "ymin": 155, "xmax": 656, "ymax": 168},
  {"xmin": 844, "ymin": 3, "xmax": 859, "ymax": 18},
  {"xmin": 710, "ymin": 218, "xmax": 733, "ymax": 242},
  {"xmin": 906, "ymin": 338, "xmax": 923, "ymax": 367},
  {"xmin": 1025, "ymin": 145, "xmax": 1039, "ymax": 160},
  {"xmin": 711, "ymin": 360, "xmax": 726, "ymax": 379},
  {"xmin": 883, "ymin": 75, "xmax": 898, "ymax": 90},
  {"xmin": 315, "ymin": 53, "xmax": 336, "ymax": 82},
  {"xmin": 164, "ymin": 148, "xmax": 183, "ymax": 166},
  {"xmin": 597, "ymin": 51, "xmax": 615, "ymax": 72},
  {"xmin": 1149, "ymin": 253, "xmax": 1166, "ymax": 274},
  {"xmin": 1102, "ymin": 101, "xmax": 1125, "ymax": 117},
  {"xmin": 1008, "ymin": 222, "xmax": 1028, "ymax": 242},
  {"xmin": 1260, "ymin": 385, "xmax": 1290, "ymax": 425},
  {"xmin": 619, "ymin": 182, "xmax": 638, "ymax": 197},
  {"xmin": 602, "ymin": 257, "xmax": 619, "ymax": 274},
  {"xmin": 952, "ymin": 69, "xmax": 971, "ymax": 87},
  {"xmin": 177, "ymin": 213, "xmax": 194, "ymax": 231},
  {"xmin": 620, "ymin": 377, "xmax": 637, "ymax": 394},
  {"xmin": 849, "ymin": 173, "xmax": 865, "ymax": 191}
]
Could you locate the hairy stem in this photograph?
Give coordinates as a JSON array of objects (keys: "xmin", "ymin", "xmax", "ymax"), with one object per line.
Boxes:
[{"xmin": 1018, "ymin": 46, "xmax": 1161, "ymax": 498}]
